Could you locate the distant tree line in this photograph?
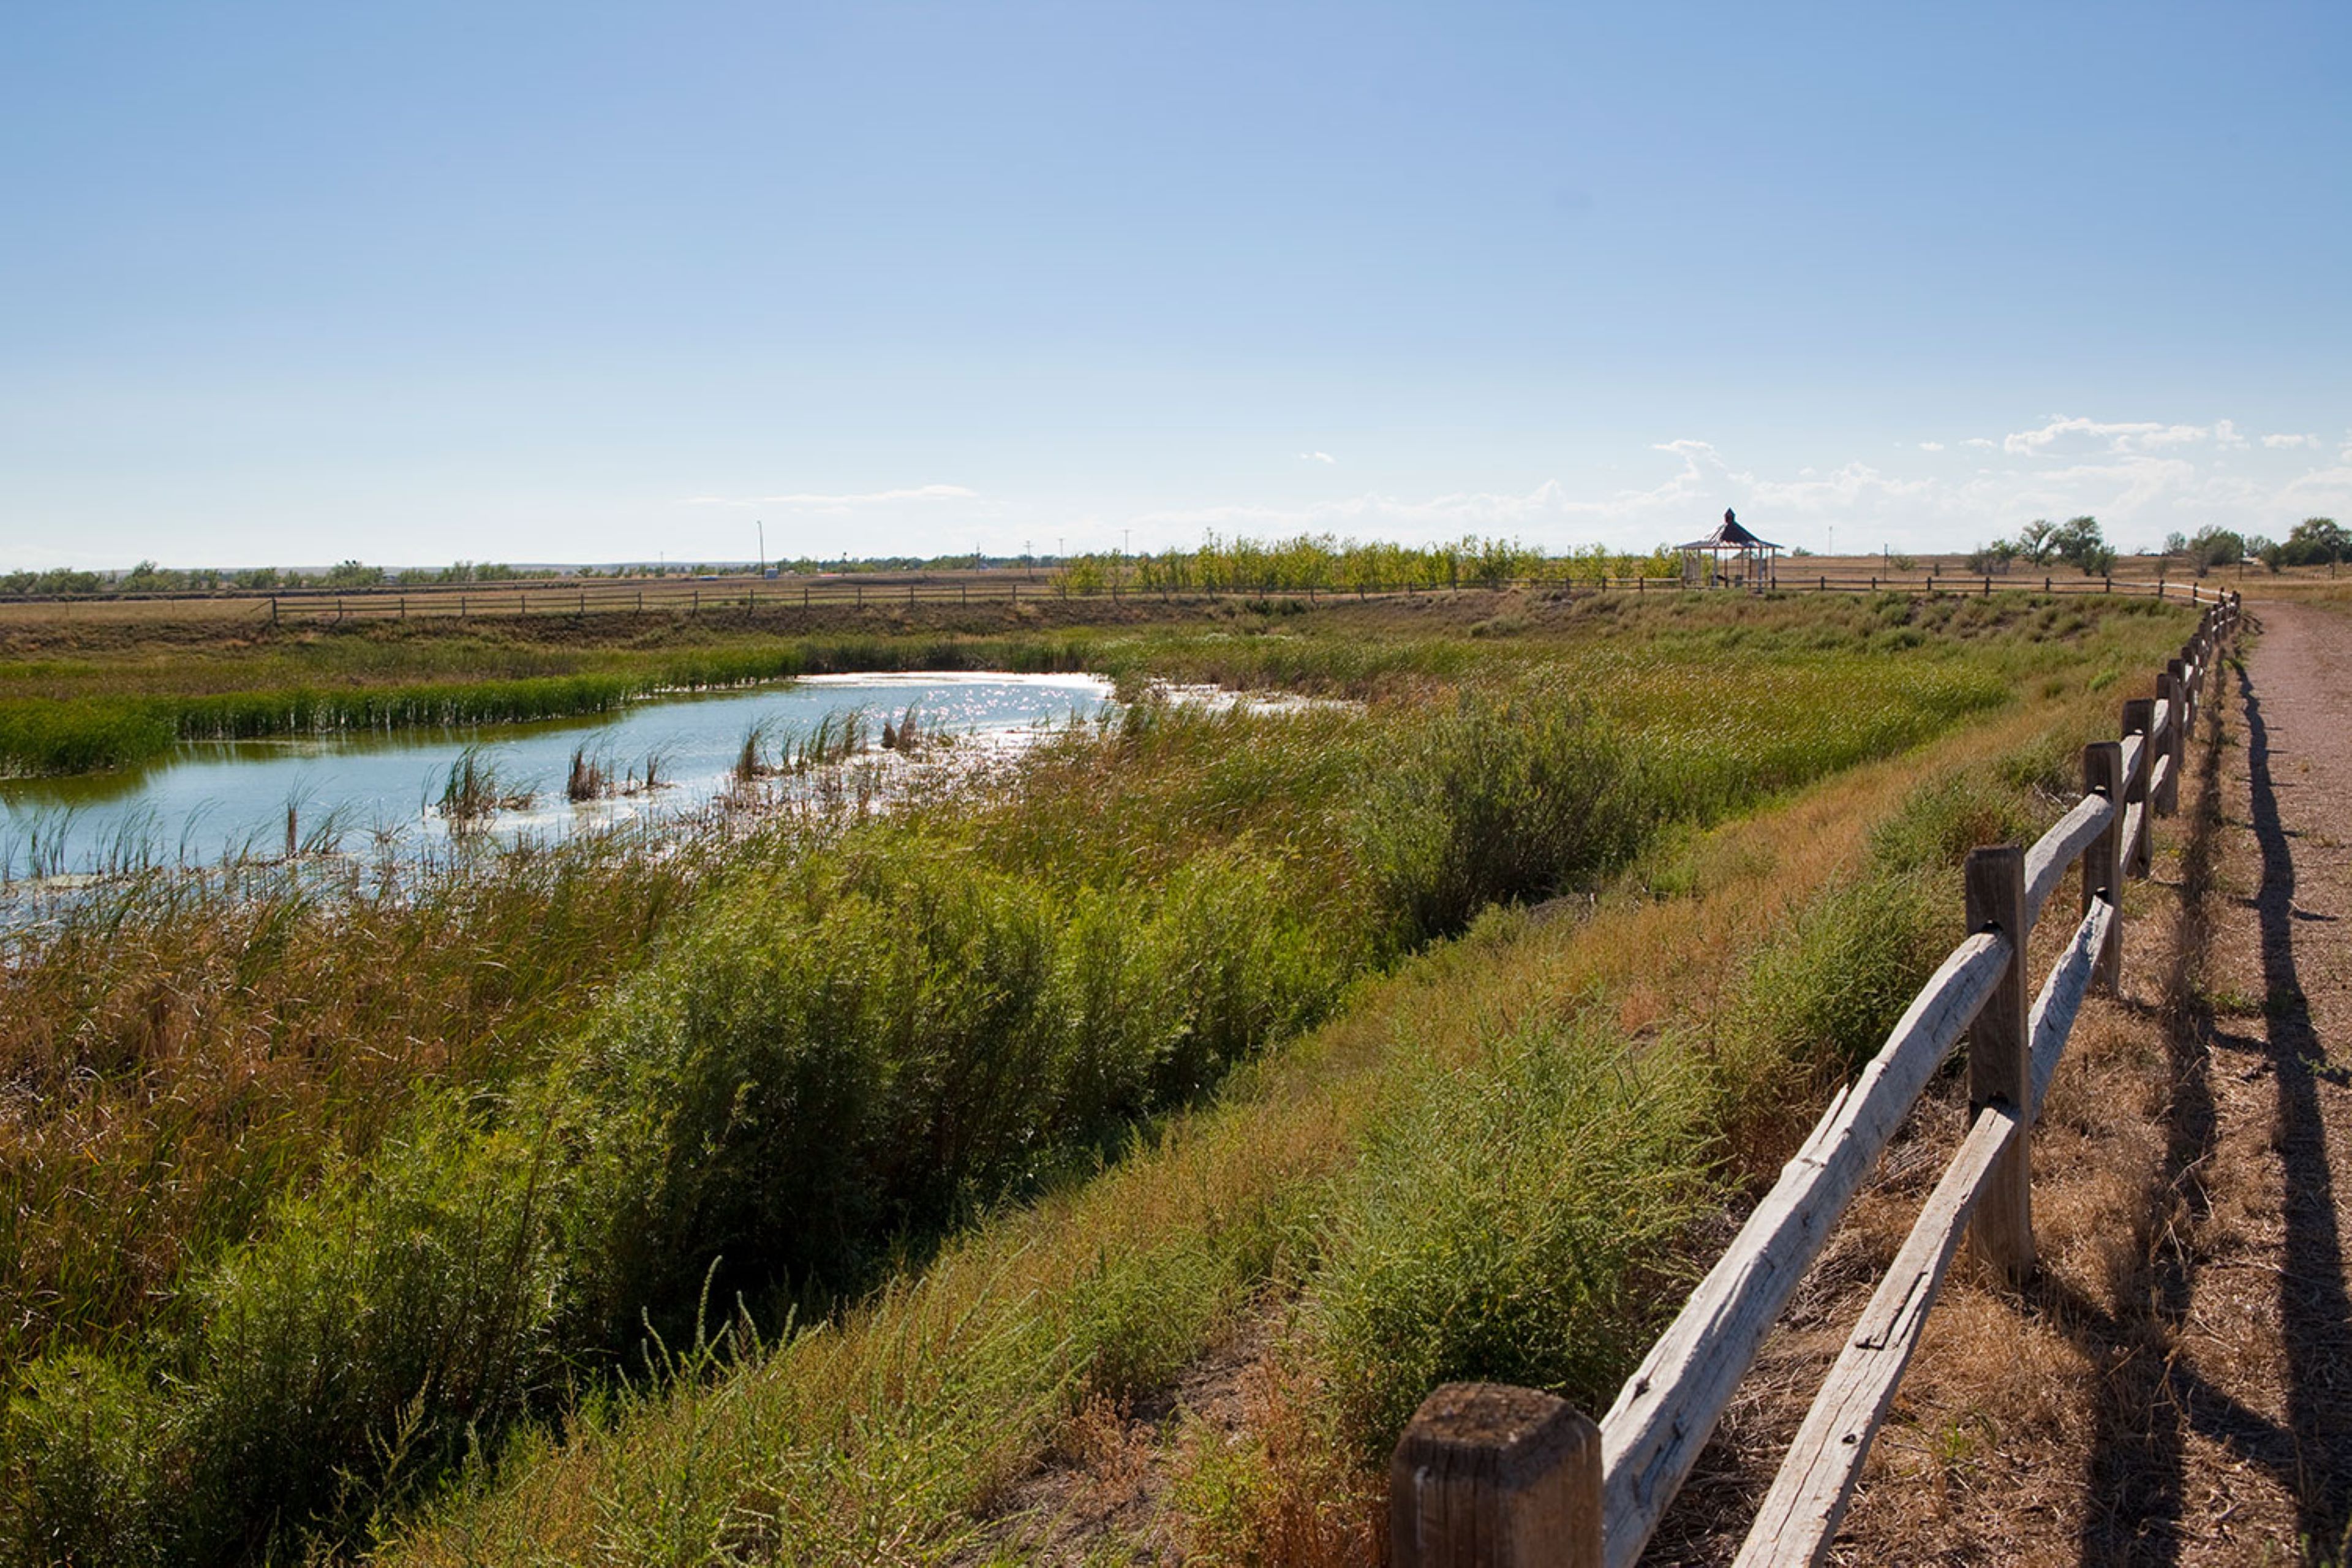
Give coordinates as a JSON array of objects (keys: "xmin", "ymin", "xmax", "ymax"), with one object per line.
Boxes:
[
  {"xmin": 1966, "ymin": 515, "xmax": 2118, "ymax": 577},
  {"xmin": 1055, "ymin": 533, "xmax": 1683, "ymax": 597},
  {"xmin": 2164, "ymin": 516, "xmax": 2346, "ymax": 576},
  {"xmin": 0, "ymin": 559, "xmax": 535, "ymax": 597}
]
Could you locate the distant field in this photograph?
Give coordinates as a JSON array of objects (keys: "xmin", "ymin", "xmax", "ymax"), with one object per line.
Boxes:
[{"xmin": 0, "ymin": 548, "xmax": 2308, "ymax": 635}]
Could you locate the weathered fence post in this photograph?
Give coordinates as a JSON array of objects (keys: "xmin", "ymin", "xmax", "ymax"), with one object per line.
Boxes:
[
  {"xmin": 1390, "ymin": 1383, "xmax": 1602, "ymax": 1568},
  {"xmin": 2083, "ymin": 741, "xmax": 2125, "ymax": 990},
  {"xmin": 2154, "ymin": 671, "xmax": 2182, "ymax": 816},
  {"xmin": 2122, "ymin": 696, "xmax": 2155, "ymax": 877},
  {"xmin": 1964, "ymin": 845, "xmax": 2034, "ymax": 1280}
]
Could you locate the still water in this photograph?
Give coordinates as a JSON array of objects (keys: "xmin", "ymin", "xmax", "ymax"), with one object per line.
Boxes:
[{"xmin": 0, "ymin": 673, "xmax": 1113, "ymax": 883}]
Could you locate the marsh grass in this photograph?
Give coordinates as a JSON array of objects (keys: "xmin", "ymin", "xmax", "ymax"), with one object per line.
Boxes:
[
  {"xmin": 435, "ymin": 748, "xmax": 534, "ymax": 825},
  {"xmin": 564, "ymin": 745, "xmax": 611, "ymax": 802}
]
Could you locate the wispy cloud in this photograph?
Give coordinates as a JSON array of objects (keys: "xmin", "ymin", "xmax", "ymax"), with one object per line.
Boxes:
[
  {"xmin": 1298, "ymin": 451, "xmax": 1336, "ymax": 464},
  {"xmin": 2263, "ymin": 432, "xmax": 2321, "ymax": 450},
  {"xmin": 2003, "ymin": 415, "xmax": 2236, "ymax": 457},
  {"xmin": 1918, "ymin": 441, "xmax": 1945, "ymax": 452},
  {"xmin": 679, "ymin": 484, "xmax": 979, "ymax": 511}
]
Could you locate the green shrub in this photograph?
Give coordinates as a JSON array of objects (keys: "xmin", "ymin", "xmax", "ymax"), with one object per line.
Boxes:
[
  {"xmin": 1355, "ymin": 692, "xmax": 1653, "ymax": 944},
  {"xmin": 560, "ymin": 835, "xmax": 1346, "ymax": 1349},
  {"xmin": 1309, "ymin": 1022, "xmax": 1713, "ymax": 1452},
  {"xmin": 1, "ymin": 1108, "xmax": 565, "ymax": 1566},
  {"xmin": 1868, "ymin": 771, "xmax": 2039, "ymax": 875},
  {"xmin": 170, "ymin": 1109, "xmax": 566, "ymax": 1558},
  {"xmin": 1724, "ymin": 872, "xmax": 1947, "ymax": 1084},
  {"xmin": 0, "ymin": 1352, "xmax": 177, "ymax": 1567}
]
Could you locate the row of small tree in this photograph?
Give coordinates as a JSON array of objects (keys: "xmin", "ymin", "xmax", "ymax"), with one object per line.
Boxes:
[
  {"xmin": 1966, "ymin": 515, "xmax": 2119, "ymax": 576},
  {"xmin": 1056, "ymin": 533, "xmax": 1681, "ymax": 597},
  {"xmin": 0, "ymin": 559, "xmax": 540, "ymax": 597},
  {"xmin": 2163, "ymin": 516, "xmax": 2346, "ymax": 575}
]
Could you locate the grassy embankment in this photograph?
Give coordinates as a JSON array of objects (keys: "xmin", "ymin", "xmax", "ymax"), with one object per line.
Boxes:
[
  {"xmin": 0, "ymin": 590, "xmax": 2187, "ymax": 1565},
  {"xmin": 372, "ymin": 614, "xmax": 2173, "ymax": 1567}
]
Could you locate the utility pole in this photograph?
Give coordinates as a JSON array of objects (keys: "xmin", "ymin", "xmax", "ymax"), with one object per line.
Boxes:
[{"xmin": 756, "ymin": 521, "xmax": 765, "ymax": 576}]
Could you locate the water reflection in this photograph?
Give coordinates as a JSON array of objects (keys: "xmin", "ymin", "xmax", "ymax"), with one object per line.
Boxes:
[{"xmin": 0, "ymin": 673, "xmax": 1112, "ymax": 883}]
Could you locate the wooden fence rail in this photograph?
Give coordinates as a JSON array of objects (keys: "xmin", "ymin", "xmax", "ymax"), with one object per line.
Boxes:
[{"xmin": 1390, "ymin": 593, "xmax": 2242, "ymax": 1568}]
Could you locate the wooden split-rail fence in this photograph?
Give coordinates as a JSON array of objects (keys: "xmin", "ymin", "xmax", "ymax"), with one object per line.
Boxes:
[{"xmin": 1389, "ymin": 594, "xmax": 2244, "ymax": 1567}]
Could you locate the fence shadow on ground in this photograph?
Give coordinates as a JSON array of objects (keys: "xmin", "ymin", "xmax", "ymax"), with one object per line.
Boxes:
[
  {"xmin": 2068, "ymin": 641, "xmax": 2352, "ymax": 1566},
  {"xmin": 2234, "ymin": 653, "xmax": 2352, "ymax": 1557}
]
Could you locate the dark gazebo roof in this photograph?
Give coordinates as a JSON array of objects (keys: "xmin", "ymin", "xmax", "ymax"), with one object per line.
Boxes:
[{"xmin": 1675, "ymin": 516, "xmax": 1779, "ymax": 552}]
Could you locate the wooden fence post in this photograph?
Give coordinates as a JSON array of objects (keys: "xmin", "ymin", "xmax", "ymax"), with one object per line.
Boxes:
[
  {"xmin": 2169, "ymin": 654, "xmax": 2193, "ymax": 738},
  {"xmin": 1964, "ymin": 845, "xmax": 2034, "ymax": 1280},
  {"xmin": 2154, "ymin": 672, "xmax": 2182, "ymax": 816},
  {"xmin": 1390, "ymin": 1383, "xmax": 1601, "ymax": 1568},
  {"xmin": 2083, "ymin": 741, "xmax": 2125, "ymax": 990},
  {"xmin": 2122, "ymin": 697, "xmax": 2155, "ymax": 877}
]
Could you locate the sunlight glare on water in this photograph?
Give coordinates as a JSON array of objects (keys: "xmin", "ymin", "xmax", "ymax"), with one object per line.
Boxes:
[{"xmin": 0, "ymin": 673, "xmax": 1113, "ymax": 882}]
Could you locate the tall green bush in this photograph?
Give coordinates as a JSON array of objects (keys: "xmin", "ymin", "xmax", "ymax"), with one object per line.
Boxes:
[{"xmin": 1355, "ymin": 692, "xmax": 1654, "ymax": 944}]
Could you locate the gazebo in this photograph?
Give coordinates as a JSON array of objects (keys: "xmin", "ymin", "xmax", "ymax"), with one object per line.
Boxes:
[{"xmin": 1678, "ymin": 510, "xmax": 1781, "ymax": 589}]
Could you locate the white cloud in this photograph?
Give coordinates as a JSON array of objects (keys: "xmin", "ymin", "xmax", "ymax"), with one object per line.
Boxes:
[
  {"xmin": 1298, "ymin": 451, "xmax": 1336, "ymax": 464},
  {"xmin": 2000, "ymin": 414, "xmax": 2269, "ymax": 459},
  {"xmin": 2264, "ymin": 432, "xmax": 2321, "ymax": 450},
  {"xmin": 1962, "ymin": 437, "xmax": 1997, "ymax": 450},
  {"xmin": 1919, "ymin": 441, "xmax": 1945, "ymax": 452},
  {"xmin": 679, "ymin": 484, "xmax": 978, "ymax": 511},
  {"xmin": 2003, "ymin": 415, "xmax": 2227, "ymax": 457},
  {"xmin": 2280, "ymin": 466, "xmax": 2352, "ymax": 511}
]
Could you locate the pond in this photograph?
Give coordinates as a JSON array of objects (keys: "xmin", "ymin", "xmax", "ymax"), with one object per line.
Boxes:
[{"xmin": 0, "ymin": 673, "xmax": 1114, "ymax": 883}]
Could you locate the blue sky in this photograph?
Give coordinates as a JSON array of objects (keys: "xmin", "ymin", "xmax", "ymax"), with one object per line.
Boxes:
[{"xmin": 3, "ymin": 1, "xmax": 2347, "ymax": 568}]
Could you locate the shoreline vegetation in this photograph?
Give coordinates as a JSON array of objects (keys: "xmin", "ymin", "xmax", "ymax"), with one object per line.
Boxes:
[
  {"xmin": 0, "ymin": 633, "xmax": 1109, "ymax": 779},
  {"xmin": 0, "ymin": 585, "xmax": 2193, "ymax": 1566}
]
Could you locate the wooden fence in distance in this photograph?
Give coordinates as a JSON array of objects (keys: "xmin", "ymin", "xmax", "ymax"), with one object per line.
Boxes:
[
  {"xmin": 0, "ymin": 568, "xmax": 2229, "ymax": 628},
  {"xmin": 1389, "ymin": 594, "xmax": 2243, "ymax": 1568}
]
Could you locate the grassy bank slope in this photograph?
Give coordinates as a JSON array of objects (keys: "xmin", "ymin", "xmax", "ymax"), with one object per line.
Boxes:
[
  {"xmin": 378, "ymin": 657, "xmax": 2152, "ymax": 1568},
  {"xmin": 0, "ymin": 594, "xmax": 2185, "ymax": 1564}
]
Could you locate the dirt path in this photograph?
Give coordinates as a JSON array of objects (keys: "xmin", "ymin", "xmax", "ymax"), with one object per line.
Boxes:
[{"xmin": 2111, "ymin": 598, "xmax": 2352, "ymax": 1564}]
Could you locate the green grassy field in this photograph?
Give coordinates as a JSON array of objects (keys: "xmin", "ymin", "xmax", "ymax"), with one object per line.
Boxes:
[{"xmin": 0, "ymin": 587, "xmax": 2190, "ymax": 1566}]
